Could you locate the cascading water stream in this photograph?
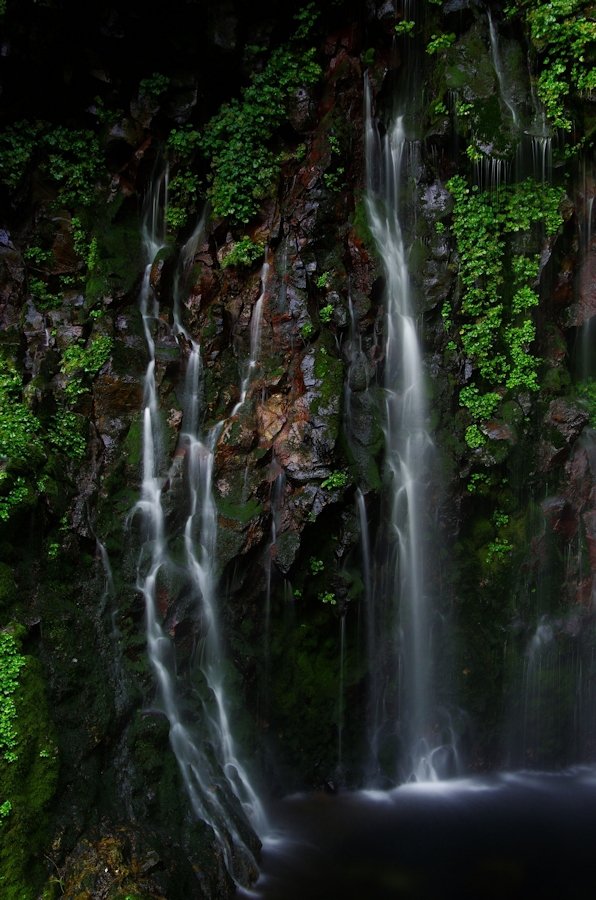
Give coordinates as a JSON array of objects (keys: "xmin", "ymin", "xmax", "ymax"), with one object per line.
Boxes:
[
  {"xmin": 487, "ymin": 10, "xmax": 520, "ymax": 131},
  {"xmin": 133, "ymin": 175, "xmax": 264, "ymax": 886},
  {"xmin": 364, "ymin": 79, "xmax": 450, "ymax": 782},
  {"xmin": 232, "ymin": 249, "xmax": 270, "ymax": 415}
]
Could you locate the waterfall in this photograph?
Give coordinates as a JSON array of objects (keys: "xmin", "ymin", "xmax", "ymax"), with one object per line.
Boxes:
[
  {"xmin": 487, "ymin": 10, "xmax": 520, "ymax": 131},
  {"xmin": 232, "ymin": 249, "xmax": 270, "ymax": 415},
  {"xmin": 132, "ymin": 173, "xmax": 264, "ymax": 887},
  {"xmin": 364, "ymin": 79, "xmax": 450, "ymax": 782}
]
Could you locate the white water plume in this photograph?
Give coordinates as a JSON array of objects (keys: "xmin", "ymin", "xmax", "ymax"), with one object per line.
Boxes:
[
  {"xmin": 364, "ymin": 79, "xmax": 453, "ymax": 782},
  {"xmin": 232, "ymin": 249, "xmax": 270, "ymax": 415},
  {"xmin": 132, "ymin": 173, "xmax": 264, "ymax": 886}
]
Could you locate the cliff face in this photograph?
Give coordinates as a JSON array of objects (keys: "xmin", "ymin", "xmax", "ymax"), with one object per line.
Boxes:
[{"xmin": 2, "ymin": 0, "xmax": 596, "ymax": 897}]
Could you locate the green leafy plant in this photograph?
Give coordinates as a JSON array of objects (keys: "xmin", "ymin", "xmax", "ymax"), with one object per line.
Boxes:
[
  {"xmin": 165, "ymin": 169, "xmax": 201, "ymax": 229},
  {"xmin": 139, "ymin": 72, "xmax": 170, "ymax": 99},
  {"xmin": 321, "ymin": 471, "xmax": 348, "ymax": 490},
  {"xmin": 0, "ymin": 632, "xmax": 26, "ymax": 762},
  {"xmin": 577, "ymin": 378, "xmax": 596, "ymax": 426},
  {"xmin": 508, "ymin": 0, "xmax": 596, "ymax": 130},
  {"xmin": 301, "ymin": 322, "xmax": 314, "ymax": 340},
  {"xmin": 167, "ymin": 125, "xmax": 201, "ymax": 159},
  {"xmin": 60, "ymin": 335, "xmax": 113, "ymax": 402},
  {"xmin": 395, "ymin": 20, "xmax": 415, "ymax": 36},
  {"xmin": 309, "ymin": 557, "xmax": 324, "ymax": 574},
  {"xmin": 323, "ymin": 169, "xmax": 345, "ymax": 191},
  {"xmin": 362, "ymin": 48, "xmax": 375, "ymax": 67},
  {"xmin": 319, "ymin": 304, "xmax": 333, "ymax": 323},
  {"xmin": 427, "ymin": 32, "xmax": 456, "ymax": 54},
  {"xmin": 316, "ymin": 271, "xmax": 330, "ymax": 288},
  {"xmin": 467, "ymin": 472, "xmax": 490, "ymax": 493},
  {"xmin": 445, "ymin": 175, "xmax": 564, "ymax": 437},
  {"xmin": 486, "ymin": 537, "xmax": 514, "ymax": 563},
  {"xmin": 318, "ymin": 591, "xmax": 337, "ymax": 605},
  {"xmin": 200, "ymin": 5, "xmax": 321, "ymax": 222},
  {"xmin": 47, "ymin": 412, "xmax": 86, "ymax": 460},
  {"xmin": 220, "ymin": 237, "xmax": 264, "ymax": 269},
  {"xmin": 465, "ymin": 424, "xmax": 486, "ymax": 449}
]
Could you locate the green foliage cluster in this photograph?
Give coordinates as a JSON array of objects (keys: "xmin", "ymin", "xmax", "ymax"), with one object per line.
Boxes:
[
  {"xmin": 0, "ymin": 360, "xmax": 43, "ymax": 522},
  {"xmin": 321, "ymin": 471, "xmax": 348, "ymax": 490},
  {"xmin": 319, "ymin": 304, "xmax": 333, "ymax": 323},
  {"xmin": 301, "ymin": 322, "xmax": 314, "ymax": 340},
  {"xmin": 577, "ymin": 377, "xmax": 596, "ymax": 425},
  {"xmin": 445, "ymin": 176, "xmax": 564, "ymax": 447},
  {"xmin": 0, "ymin": 121, "xmax": 102, "ymax": 206},
  {"xmin": 166, "ymin": 125, "xmax": 201, "ymax": 160},
  {"xmin": 507, "ymin": 0, "xmax": 596, "ymax": 130},
  {"xmin": 47, "ymin": 412, "xmax": 86, "ymax": 460},
  {"xmin": 427, "ymin": 33, "xmax": 456, "ymax": 54},
  {"xmin": 309, "ymin": 557, "xmax": 324, "ymax": 573},
  {"xmin": 165, "ymin": 169, "xmax": 201, "ymax": 228},
  {"xmin": 395, "ymin": 20, "xmax": 415, "ymax": 36},
  {"xmin": 0, "ymin": 633, "xmax": 25, "ymax": 763},
  {"xmin": 200, "ymin": 4, "xmax": 321, "ymax": 222},
  {"xmin": 60, "ymin": 335, "xmax": 113, "ymax": 401},
  {"xmin": 220, "ymin": 237, "xmax": 264, "ymax": 269},
  {"xmin": 139, "ymin": 72, "xmax": 170, "ymax": 99},
  {"xmin": 318, "ymin": 591, "xmax": 337, "ymax": 605},
  {"xmin": 316, "ymin": 271, "xmax": 331, "ymax": 289}
]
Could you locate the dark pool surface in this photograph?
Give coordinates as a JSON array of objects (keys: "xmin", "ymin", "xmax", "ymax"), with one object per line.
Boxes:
[{"xmin": 237, "ymin": 768, "xmax": 596, "ymax": 900}]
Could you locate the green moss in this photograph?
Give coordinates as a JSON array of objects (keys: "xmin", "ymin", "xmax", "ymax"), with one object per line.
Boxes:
[
  {"xmin": 123, "ymin": 417, "xmax": 143, "ymax": 469},
  {"xmin": 0, "ymin": 633, "xmax": 59, "ymax": 900},
  {"xmin": 216, "ymin": 496, "xmax": 262, "ymax": 525}
]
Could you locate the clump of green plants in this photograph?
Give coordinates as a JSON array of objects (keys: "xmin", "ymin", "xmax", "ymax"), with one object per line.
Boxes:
[
  {"xmin": 319, "ymin": 304, "xmax": 333, "ymax": 323},
  {"xmin": 427, "ymin": 33, "xmax": 456, "ymax": 54},
  {"xmin": 395, "ymin": 20, "xmax": 415, "ymax": 36},
  {"xmin": 318, "ymin": 591, "xmax": 337, "ymax": 605},
  {"xmin": 200, "ymin": 4, "xmax": 322, "ymax": 222},
  {"xmin": 301, "ymin": 322, "xmax": 314, "ymax": 340},
  {"xmin": 0, "ymin": 632, "xmax": 26, "ymax": 763},
  {"xmin": 506, "ymin": 0, "xmax": 596, "ymax": 131},
  {"xmin": 220, "ymin": 237, "xmax": 264, "ymax": 269},
  {"xmin": 165, "ymin": 169, "xmax": 201, "ymax": 228},
  {"xmin": 60, "ymin": 335, "xmax": 113, "ymax": 402},
  {"xmin": 167, "ymin": 125, "xmax": 201, "ymax": 160},
  {"xmin": 362, "ymin": 48, "xmax": 375, "ymax": 67},
  {"xmin": 0, "ymin": 121, "xmax": 103, "ymax": 206},
  {"xmin": 445, "ymin": 175, "xmax": 564, "ymax": 447},
  {"xmin": 321, "ymin": 471, "xmax": 348, "ymax": 490},
  {"xmin": 0, "ymin": 358, "xmax": 43, "ymax": 522},
  {"xmin": 139, "ymin": 72, "xmax": 170, "ymax": 99},
  {"xmin": 309, "ymin": 557, "xmax": 324, "ymax": 573},
  {"xmin": 467, "ymin": 472, "xmax": 490, "ymax": 493},
  {"xmin": 577, "ymin": 378, "xmax": 596, "ymax": 426},
  {"xmin": 316, "ymin": 271, "xmax": 331, "ymax": 289},
  {"xmin": 47, "ymin": 412, "xmax": 86, "ymax": 461}
]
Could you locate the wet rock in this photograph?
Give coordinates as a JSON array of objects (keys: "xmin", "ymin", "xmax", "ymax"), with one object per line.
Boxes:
[{"xmin": 546, "ymin": 399, "xmax": 589, "ymax": 444}]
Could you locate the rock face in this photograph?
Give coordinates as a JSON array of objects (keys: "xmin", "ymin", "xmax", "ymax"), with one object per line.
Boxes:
[{"xmin": 2, "ymin": 0, "xmax": 596, "ymax": 897}]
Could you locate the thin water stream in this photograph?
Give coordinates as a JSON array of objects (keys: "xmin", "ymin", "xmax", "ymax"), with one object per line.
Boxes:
[{"xmin": 133, "ymin": 174, "xmax": 264, "ymax": 886}]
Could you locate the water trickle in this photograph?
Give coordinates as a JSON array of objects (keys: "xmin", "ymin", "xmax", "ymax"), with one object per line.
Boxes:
[
  {"xmin": 233, "ymin": 249, "xmax": 270, "ymax": 415},
  {"xmin": 133, "ymin": 173, "xmax": 264, "ymax": 886},
  {"xmin": 487, "ymin": 11, "xmax": 520, "ymax": 130},
  {"xmin": 364, "ymin": 79, "xmax": 449, "ymax": 782}
]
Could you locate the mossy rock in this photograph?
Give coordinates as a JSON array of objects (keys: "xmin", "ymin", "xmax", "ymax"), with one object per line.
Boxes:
[{"xmin": 0, "ymin": 645, "xmax": 59, "ymax": 900}]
